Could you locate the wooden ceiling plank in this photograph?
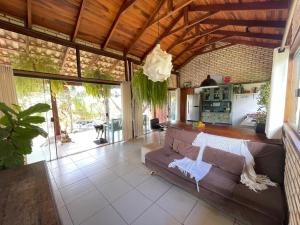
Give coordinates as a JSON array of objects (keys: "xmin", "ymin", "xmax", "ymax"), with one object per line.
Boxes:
[
  {"xmin": 203, "ymin": 19, "xmax": 286, "ymax": 28},
  {"xmin": 26, "ymin": 0, "xmax": 32, "ymax": 29},
  {"xmin": 177, "ymin": 43, "xmax": 234, "ymax": 69},
  {"xmin": 168, "ymin": 25, "xmax": 224, "ymax": 51},
  {"xmin": 214, "ymin": 30, "xmax": 283, "ymax": 40},
  {"xmin": 125, "ymin": 0, "xmax": 166, "ymax": 54},
  {"xmin": 164, "ymin": 11, "xmax": 219, "ymax": 38},
  {"xmin": 189, "ymin": 1, "xmax": 288, "ymax": 12},
  {"xmin": 141, "ymin": 11, "xmax": 183, "ymax": 60},
  {"xmin": 148, "ymin": 0, "xmax": 194, "ymax": 28},
  {"xmin": 102, "ymin": 0, "xmax": 137, "ymax": 49},
  {"xmin": 166, "ymin": 26, "xmax": 194, "ymax": 52},
  {"xmin": 72, "ymin": 0, "xmax": 87, "ymax": 42}
]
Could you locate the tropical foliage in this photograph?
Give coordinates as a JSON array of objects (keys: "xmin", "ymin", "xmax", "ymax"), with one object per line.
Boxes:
[
  {"xmin": 10, "ymin": 53, "xmax": 65, "ymax": 96},
  {"xmin": 256, "ymin": 82, "xmax": 271, "ymax": 123},
  {"xmin": 0, "ymin": 102, "xmax": 50, "ymax": 169},
  {"xmin": 131, "ymin": 68, "xmax": 168, "ymax": 108},
  {"xmin": 83, "ymin": 68, "xmax": 113, "ymax": 98}
]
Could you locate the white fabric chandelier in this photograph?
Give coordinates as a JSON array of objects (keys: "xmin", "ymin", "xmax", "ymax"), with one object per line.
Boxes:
[{"xmin": 143, "ymin": 44, "xmax": 173, "ymax": 82}]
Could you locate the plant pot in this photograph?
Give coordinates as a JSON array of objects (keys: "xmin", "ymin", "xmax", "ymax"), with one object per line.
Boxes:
[{"xmin": 255, "ymin": 123, "xmax": 266, "ymax": 134}]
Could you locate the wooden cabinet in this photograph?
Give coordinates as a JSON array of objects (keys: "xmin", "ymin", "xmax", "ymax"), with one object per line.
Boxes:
[{"xmin": 180, "ymin": 88, "xmax": 194, "ymax": 122}]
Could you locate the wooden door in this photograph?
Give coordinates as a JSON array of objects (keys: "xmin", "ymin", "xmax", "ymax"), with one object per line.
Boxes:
[{"xmin": 180, "ymin": 88, "xmax": 194, "ymax": 122}]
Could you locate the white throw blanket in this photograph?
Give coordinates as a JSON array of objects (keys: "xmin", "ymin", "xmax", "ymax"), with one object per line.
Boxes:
[
  {"xmin": 169, "ymin": 132, "xmax": 276, "ymax": 192},
  {"xmin": 169, "ymin": 158, "xmax": 212, "ymax": 192}
]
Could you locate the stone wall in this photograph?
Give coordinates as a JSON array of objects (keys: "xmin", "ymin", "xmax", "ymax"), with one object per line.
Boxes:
[{"xmin": 179, "ymin": 44, "xmax": 273, "ymax": 87}]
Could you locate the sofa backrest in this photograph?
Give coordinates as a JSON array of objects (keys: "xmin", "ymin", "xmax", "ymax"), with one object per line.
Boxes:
[
  {"xmin": 164, "ymin": 127, "xmax": 199, "ymax": 151},
  {"xmin": 247, "ymin": 141, "xmax": 285, "ymax": 185}
]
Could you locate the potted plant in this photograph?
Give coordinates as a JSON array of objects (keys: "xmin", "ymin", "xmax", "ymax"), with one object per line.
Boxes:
[
  {"xmin": 0, "ymin": 102, "xmax": 50, "ymax": 169},
  {"xmin": 131, "ymin": 68, "xmax": 168, "ymax": 108},
  {"xmin": 255, "ymin": 82, "xmax": 270, "ymax": 134}
]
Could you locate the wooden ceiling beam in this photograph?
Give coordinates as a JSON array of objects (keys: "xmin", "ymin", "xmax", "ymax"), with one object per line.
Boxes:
[
  {"xmin": 102, "ymin": 0, "xmax": 136, "ymax": 49},
  {"xmin": 188, "ymin": 36, "xmax": 231, "ymax": 52},
  {"xmin": 189, "ymin": 1, "xmax": 288, "ymax": 12},
  {"xmin": 167, "ymin": 0, "xmax": 173, "ymax": 12},
  {"xmin": 177, "ymin": 43, "xmax": 235, "ymax": 69},
  {"xmin": 163, "ymin": 11, "xmax": 219, "ymax": 38},
  {"xmin": 172, "ymin": 37, "xmax": 200, "ymax": 62},
  {"xmin": 213, "ymin": 30, "xmax": 283, "ymax": 40},
  {"xmin": 147, "ymin": 0, "xmax": 194, "ymax": 28},
  {"xmin": 202, "ymin": 19, "xmax": 286, "ymax": 28},
  {"xmin": 167, "ymin": 25, "xmax": 224, "ymax": 51},
  {"xmin": 225, "ymin": 39, "xmax": 279, "ymax": 48},
  {"xmin": 141, "ymin": 10, "xmax": 183, "ymax": 61},
  {"xmin": 72, "ymin": 0, "xmax": 87, "ymax": 42},
  {"xmin": 0, "ymin": 19, "xmax": 142, "ymax": 65},
  {"xmin": 125, "ymin": 0, "xmax": 166, "ymax": 54},
  {"xmin": 26, "ymin": 0, "xmax": 32, "ymax": 29}
]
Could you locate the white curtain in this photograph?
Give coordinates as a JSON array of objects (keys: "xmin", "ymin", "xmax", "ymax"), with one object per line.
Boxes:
[
  {"xmin": 121, "ymin": 81, "xmax": 133, "ymax": 141},
  {"xmin": 134, "ymin": 99, "xmax": 144, "ymax": 137},
  {"xmin": 175, "ymin": 88, "xmax": 181, "ymax": 121},
  {"xmin": 0, "ymin": 65, "xmax": 18, "ymax": 110},
  {"xmin": 266, "ymin": 47, "xmax": 289, "ymax": 139}
]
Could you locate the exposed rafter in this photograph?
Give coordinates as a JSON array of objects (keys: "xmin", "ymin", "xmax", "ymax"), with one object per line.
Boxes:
[
  {"xmin": 172, "ymin": 37, "xmax": 200, "ymax": 62},
  {"xmin": 167, "ymin": 25, "xmax": 224, "ymax": 51},
  {"xmin": 147, "ymin": 0, "xmax": 194, "ymax": 28},
  {"xmin": 225, "ymin": 39, "xmax": 279, "ymax": 48},
  {"xmin": 164, "ymin": 11, "xmax": 218, "ymax": 38},
  {"xmin": 188, "ymin": 36, "xmax": 231, "ymax": 52},
  {"xmin": 213, "ymin": 30, "xmax": 283, "ymax": 40},
  {"xmin": 202, "ymin": 19, "xmax": 286, "ymax": 28},
  {"xmin": 189, "ymin": 1, "xmax": 288, "ymax": 12},
  {"xmin": 102, "ymin": 0, "xmax": 137, "ymax": 49},
  {"xmin": 178, "ymin": 43, "xmax": 235, "ymax": 69},
  {"xmin": 142, "ymin": 10, "xmax": 183, "ymax": 61},
  {"xmin": 72, "ymin": 0, "xmax": 87, "ymax": 42},
  {"xmin": 166, "ymin": 26, "xmax": 194, "ymax": 52},
  {"xmin": 125, "ymin": 0, "xmax": 166, "ymax": 54},
  {"xmin": 26, "ymin": 0, "xmax": 32, "ymax": 29},
  {"xmin": 167, "ymin": 0, "xmax": 173, "ymax": 12}
]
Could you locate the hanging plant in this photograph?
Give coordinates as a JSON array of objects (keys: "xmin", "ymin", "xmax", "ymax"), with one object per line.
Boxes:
[
  {"xmin": 132, "ymin": 68, "xmax": 168, "ymax": 108},
  {"xmin": 10, "ymin": 53, "xmax": 65, "ymax": 96},
  {"xmin": 82, "ymin": 68, "xmax": 113, "ymax": 99}
]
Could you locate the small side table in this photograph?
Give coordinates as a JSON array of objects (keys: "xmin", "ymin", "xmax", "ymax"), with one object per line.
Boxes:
[{"xmin": 141, "ymin": 143, "xmax": 162, "ymax": 164}]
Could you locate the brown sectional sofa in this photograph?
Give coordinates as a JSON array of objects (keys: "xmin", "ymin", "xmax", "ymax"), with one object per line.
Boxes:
[{"xmin": 145, "ymin": 128, "xmax": 286, "ymax": 225}]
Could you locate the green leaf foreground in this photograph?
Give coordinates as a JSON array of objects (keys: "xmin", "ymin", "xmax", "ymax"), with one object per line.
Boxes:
[{"xmin": 0, "ymin": 102, "xmax": 50, "ymax": 169}]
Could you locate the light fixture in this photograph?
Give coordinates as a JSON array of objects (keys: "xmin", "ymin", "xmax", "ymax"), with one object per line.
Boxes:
[{"xmin": 143, "ymin": 9, "xmax": 173, "ymax": 82}]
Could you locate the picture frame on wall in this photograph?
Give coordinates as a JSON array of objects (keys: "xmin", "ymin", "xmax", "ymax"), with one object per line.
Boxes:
[{"xmin": 183, "ymin": 82, "xmax": 192, "ymax": 88}]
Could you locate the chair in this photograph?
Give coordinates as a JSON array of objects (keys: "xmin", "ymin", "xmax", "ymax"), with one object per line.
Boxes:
[
  {"xmin": 111, "ymin": 118, "xmax": 122, "ymax": 143},
  {"xmin": 150, "ymin": 118, "xmax": 165, "ymax": 144}
]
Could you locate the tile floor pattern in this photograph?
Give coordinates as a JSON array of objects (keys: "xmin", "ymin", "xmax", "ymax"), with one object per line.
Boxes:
[{"xmin": 47, "ymin": 134, "xmax": 241, "ymax": 225}]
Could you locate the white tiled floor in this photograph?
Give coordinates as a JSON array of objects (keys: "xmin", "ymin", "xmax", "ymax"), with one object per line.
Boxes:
[{"xmin": 48, "ymin": 133, "xmax": 239, "ymax": 225}]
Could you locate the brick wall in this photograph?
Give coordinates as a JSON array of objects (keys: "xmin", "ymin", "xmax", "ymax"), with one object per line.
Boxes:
[{"xmin": 179, "ymin": 44, "xmax": 273, "ymax": 87}]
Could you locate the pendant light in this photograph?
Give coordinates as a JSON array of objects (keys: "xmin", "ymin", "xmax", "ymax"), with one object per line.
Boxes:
[{"xmin": 143, "ymin": 8, "xmax": 173, "ymax": 82}]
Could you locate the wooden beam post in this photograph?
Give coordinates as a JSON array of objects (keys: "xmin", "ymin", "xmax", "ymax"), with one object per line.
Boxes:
[
  {"xmin": 26, "ymin": 0, "xmax": 32, "ymax": 29},
  {"xmin": 75, "ymin": 47, "xmax": 81, "ymax": 78}
]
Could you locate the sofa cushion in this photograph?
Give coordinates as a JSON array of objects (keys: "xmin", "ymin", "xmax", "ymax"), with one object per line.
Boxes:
[
  {"xmin": 232, "ymin": 184, "xmax": 285, "ymax": 224},
  {"xmin": 172, "ymin": 139, "xmax": 200, "ymax": 160},
  {"xmin": 247, "ymin": 142, "xmax": 284, "ymax": 185},
  {"xmin": 202, "ymin": 146, "xmax": 245, "ymax": 176}
]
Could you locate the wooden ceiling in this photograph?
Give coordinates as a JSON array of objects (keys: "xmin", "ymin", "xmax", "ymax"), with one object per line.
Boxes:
[{"xmin": 0, "ymin": 0, "xmax": 289, "ymax": 69}]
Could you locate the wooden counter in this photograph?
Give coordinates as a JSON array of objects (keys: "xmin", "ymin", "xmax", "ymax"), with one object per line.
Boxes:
[
  {"xmin": 0, "ymin": 161, "xmax": 61, "ymax": 225},
  {"xmin": 164, "ymin": 121, "xmax": 282, "ymax": 144}
]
